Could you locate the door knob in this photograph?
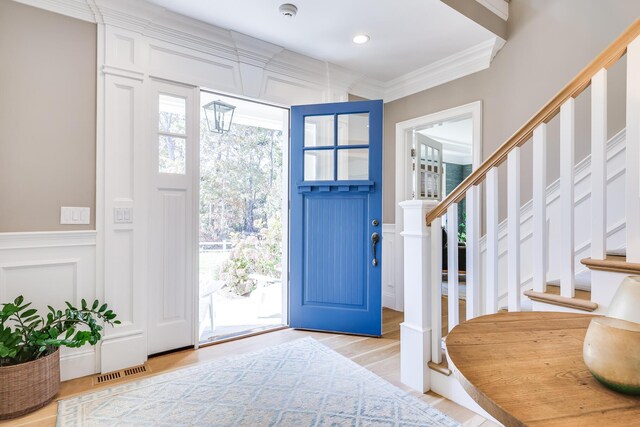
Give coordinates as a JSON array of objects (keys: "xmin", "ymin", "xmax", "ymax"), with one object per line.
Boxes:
[{"xmin": 371, "ymin": 232, "xmax": 380, "ymax": 266}]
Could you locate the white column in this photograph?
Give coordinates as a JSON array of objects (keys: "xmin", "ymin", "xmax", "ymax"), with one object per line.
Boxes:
[
  {"xmin": 465, "ymin": 186, "xmax": 481, "ymax": 319},
  {"xmin": 447, "ymin": 203, "xmax": 459, "ymax": 331},
  {"xmin": 400, "ymin": 199, "xmax": 438, "ymax": 393},
  {"xmin": 560, "ymin": 98, "xmax": 576, "ymax": 298},
  {"xmin": 591, "ymin": 69, "xmax": 608, "ymax": 260},
  {"xmin": 486, "ymin": 168, "xmax": 499, "ymax": 314},
  {"xmin": 532, "ymin": 124, "xmax": 548, "ymax": 292},
  {"xmin": 508, "ymin": 148, "xmax": 521, "ymax": 311},
  {"xmin": 626, "ymin": 37, "xmax": 640, "ymax": 263}
]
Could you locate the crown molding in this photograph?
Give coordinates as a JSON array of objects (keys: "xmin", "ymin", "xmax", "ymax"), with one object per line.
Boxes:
[
  {"xmin": 351, "ymin": 37, "xmax": 505, "ymax": 103},
  {"xmin": 11, "ymin": 0, "xmax": 506, "ymax": 104},
  {"xmin": 384, "ymin": 37, "xmax": 498, "ymax": 102}
]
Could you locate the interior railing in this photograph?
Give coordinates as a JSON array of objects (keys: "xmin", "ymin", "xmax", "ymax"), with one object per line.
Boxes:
[{"xmin": 422, "ymin": 18, "xmax": 640, "ymax": 364}]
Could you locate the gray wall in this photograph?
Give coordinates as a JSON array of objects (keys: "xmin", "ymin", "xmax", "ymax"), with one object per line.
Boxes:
[
  {"xmin": 383, "ymin": 0, "xmax": 640, "ymax": 223},
  {"xmin": 0, "ymin": 1, "xmax": 96, "ymax": 232}
]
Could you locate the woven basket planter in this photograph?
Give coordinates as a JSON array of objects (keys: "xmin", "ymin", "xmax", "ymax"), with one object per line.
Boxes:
[{"xmin": 0, "ymin": 349, "xmax": 60, "ymax": 419}]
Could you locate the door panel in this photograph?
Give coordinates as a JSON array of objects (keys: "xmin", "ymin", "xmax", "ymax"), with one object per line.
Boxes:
[
  {"xmin": 148, "ymin": 80, "xmax": 197, "ymax": 355},
  {"xmin": 290, "ymin": 100, "xmax": 383, "ymax": 336}
]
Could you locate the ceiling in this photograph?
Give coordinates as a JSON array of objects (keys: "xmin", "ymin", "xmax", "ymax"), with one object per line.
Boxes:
[{"xmin": 146, "ymin": 0, "xmax": 496, "ymax": 82}]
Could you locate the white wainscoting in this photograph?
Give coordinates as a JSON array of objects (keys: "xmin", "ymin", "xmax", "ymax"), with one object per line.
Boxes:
[
  {"xmin": 0, "ymin": 231, "xmax": 98, "ymax": 381},
  {"xmin": 382, "ymin": 224, "xmax": 403, "ymax": 311},
  {"xmin": 479, "ymin": 129, "xmax": 627, "ymax": 309}
]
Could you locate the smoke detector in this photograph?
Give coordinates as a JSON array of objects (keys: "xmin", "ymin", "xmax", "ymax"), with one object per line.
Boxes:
[{"xmin": 279, "ymin": 3, "xmax": 298, "ymax": 18}]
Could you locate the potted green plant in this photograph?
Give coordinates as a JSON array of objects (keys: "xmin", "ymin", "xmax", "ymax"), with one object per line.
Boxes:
[{"xmin": 0, "ymin": 296, "xmax": 119, "ymax": 419}]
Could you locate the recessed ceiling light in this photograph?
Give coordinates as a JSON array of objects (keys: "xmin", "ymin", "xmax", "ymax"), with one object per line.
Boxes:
[{"xmin": 353, "ymin": 34, "xmax": 370, "ymax": 44}]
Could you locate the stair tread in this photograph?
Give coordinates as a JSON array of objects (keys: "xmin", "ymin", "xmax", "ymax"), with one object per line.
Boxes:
[
  {"xmin": 544, "ymin": 284, "xmax": 591, "ymax": 301},
  {"xmin": 523, "ymin": 285, "xmax": 597, "ymax": 312},
  {"xmin": 581, "ymin": 255, "xmax": 640, "ymax": 274}
]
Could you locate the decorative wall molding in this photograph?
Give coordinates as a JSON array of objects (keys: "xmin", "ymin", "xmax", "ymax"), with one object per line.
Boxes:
[
  {"xmin": 0, "ymin": 230, "xmax": 97, "ymax": 249},
  {"xmin": 0, "ymin": 231, "xmax": 98, "ymax": 380}
]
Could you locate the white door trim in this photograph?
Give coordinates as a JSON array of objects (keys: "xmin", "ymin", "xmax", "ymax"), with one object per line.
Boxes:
[{"xmin": 393, "ymin": 101, "xmax": 482, "ymax": 312}]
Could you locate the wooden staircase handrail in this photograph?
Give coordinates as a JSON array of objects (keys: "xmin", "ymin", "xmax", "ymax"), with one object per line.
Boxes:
[{"xmin": 426, "ymin": 18, "xmax": 640, "ymax": 225}]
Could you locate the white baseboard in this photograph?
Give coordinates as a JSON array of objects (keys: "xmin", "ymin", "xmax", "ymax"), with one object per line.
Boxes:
[
  {"xmin": 100, "ymin": 332, "xmax": 147, "ymax": 373},
  {"xmin": 60, "ymin": 348, "xmax": 97, "ymax": 381}
]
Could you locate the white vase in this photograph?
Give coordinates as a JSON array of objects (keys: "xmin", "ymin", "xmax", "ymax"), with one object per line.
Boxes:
[{"xmin": 607, "ymin": 276, "xmax": 640, "ymax": 324}]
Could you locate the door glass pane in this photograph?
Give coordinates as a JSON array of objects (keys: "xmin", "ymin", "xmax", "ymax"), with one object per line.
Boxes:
[
  {"xmin": 337, "ymin": 148, "xmax": 368, "ymax": 180},
  {"xmin": 159, "ymin": 135, "xmax": 186, "ymax": 174},
  {"xmin": 304, "ymin": 150, "xmax": 334, "ymax": 180},
  {"xmin": 338, "ymin": 113, "xmax": 369, "ymax": 146},
  {"xmin": 304, "ymin": 115, "xmax": 334, "ymax": 147},
  {"xmin": 159, "ymin": 94, "xmax": 186, "ymax": 134}
]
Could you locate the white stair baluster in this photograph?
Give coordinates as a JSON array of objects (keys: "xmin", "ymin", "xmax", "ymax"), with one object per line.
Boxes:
[
  {"xmin": 465, "ymin": 186, "xmax": 480, "ymax": 319},
  {"xmin": 591, "ymin": 68, "xmax": 608, "ymax": 261},
  {"xmin": 486, "ymin": 168, "xmax": 499, "ymax": 314},
  {"xmin": 626, "ymin": 37, "xmax": 640, "ymax": 263},
  {"xmin": 447, "ymin": 204, "xmax": 459, "ymax": 331},
  {"xmin": 560, "ymin": 98, "xmax": 576, "ymax": 298},
  {"xmin": 533, "ymin": 124, "xmax": 548, "ymax": 292},
  {"xmin": 508, "ymin": 148, "xmax": 521, "ymax": 311},
  {"xmin": 431, "ymin": 216, "xmax": 443, "ymax": 364}
]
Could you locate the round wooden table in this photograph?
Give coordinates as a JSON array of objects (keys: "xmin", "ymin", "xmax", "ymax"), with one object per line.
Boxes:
[{"xmin": 446, "ymin": 312, "xmax": 640, "ymax": 426}]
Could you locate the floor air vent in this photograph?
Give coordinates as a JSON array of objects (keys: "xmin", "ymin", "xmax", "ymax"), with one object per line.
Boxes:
[
  {"xmin": 123, "ymin": 365, "xmax": 147, "ymax": 376},
  {"xmin": 95, "ymin": 371, "xmax": 121, "ymax": 384},
  {"xmin": 93, "ymin": 364, "xmax": 149, "ymax": 385}
]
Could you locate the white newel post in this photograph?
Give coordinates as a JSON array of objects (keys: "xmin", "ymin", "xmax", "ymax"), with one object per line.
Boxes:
[{"xmin": 400, "ymin": 199, "xmax": 438, "ymax": 393}]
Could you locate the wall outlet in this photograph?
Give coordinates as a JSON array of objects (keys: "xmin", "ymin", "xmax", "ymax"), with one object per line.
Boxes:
[
  {"xmin": 60, "ymin": 207, "xmax": 91, "ymax": 225},
  {"xmin": 113, "ymin": 207, "xmax": 133, "ymax": 224}
]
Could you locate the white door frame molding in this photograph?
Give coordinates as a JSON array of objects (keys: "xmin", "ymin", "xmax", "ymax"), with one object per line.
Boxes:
[{"xmin": 394, "ymin": 101, "xmax": 482, "ymax": 312}]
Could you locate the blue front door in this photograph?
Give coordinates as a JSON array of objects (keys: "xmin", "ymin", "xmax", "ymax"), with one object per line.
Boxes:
[{"xmin": 290, "ymin": 100, "xmax": 383, "ymax": 336}]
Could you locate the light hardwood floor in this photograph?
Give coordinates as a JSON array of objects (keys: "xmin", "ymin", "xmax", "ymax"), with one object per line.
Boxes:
[{"xmin": 1, "ymin": 308, "xmax": 496, "ymax": 427}]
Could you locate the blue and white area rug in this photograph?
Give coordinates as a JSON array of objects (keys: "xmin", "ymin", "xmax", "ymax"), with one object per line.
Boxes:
[{"xmin": 57, "ymin": 337, "xmax": 460, "ymax": 426}]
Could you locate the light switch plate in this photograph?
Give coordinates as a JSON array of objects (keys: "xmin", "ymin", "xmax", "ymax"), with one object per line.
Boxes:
[
  {"xmin": 60, "ymin": 207, "xmax": 91, "ymax": 225},
  {"xmin": 113, "ymin": 207, "xmax": 133, "ymax": 224}
]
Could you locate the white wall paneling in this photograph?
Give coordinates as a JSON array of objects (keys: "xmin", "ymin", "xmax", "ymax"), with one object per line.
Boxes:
[
  {"xmin": 0, "ymin": 231, "xmax": 97, "ymax": 381},
  {"xmin": 99, "ymin": 66, "xmax": 148, "ymax": 373},
  {"xmin": 382, "ymin": 224, "xmax": 400, "ymax": 310}
]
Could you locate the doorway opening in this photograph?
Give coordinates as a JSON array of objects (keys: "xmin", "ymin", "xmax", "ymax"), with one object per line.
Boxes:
[
  {"xmin": 394, "ymin": 101, "xmax": 482, "ymax": 311},
  {"xmin": 198, "ymin": 91, "xmax": 289, "ymax": 343}
]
